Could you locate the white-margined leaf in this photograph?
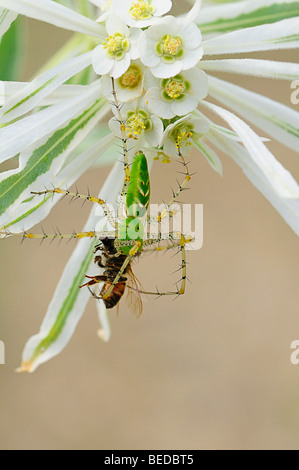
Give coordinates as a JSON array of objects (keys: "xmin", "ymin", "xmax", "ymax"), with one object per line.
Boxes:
[
  {"xmin": 198, "ymin": 0, "xmax": 299, "ymax": 34},
  {"xmin": 0, "ymin": 81, "xmax": 87, "ymax": 106},
  {"xmin": 0, "ymin": 81, "xmax": 101, "ymax": 163},
  {"xmin": 0, "ymin": 8, "xmax": 17, "ymax": 39},
  {"xmin": 18, "ymin": 160, "xmax": 125, "ymax": 372},
  {"xmin": 0, "ymin": 99, "xmax": 110, "ymax": 230},
  {"xmin": 208, "ymin": 75, "xmax": 299, "ymax": 152},
  {"xmin": 201, "ymin": 100, "xmax": 299, "ymax": 199},
  {"xmin": 0, "ymin": 51, "xmax": 92, "ymax": 123},
  {"xmin": 0, "ymin": 0, "xmax": 105, "ymax": 37},
  {"xmin": 193, "ymin": 139, "xmax": 223, "ymax": 175},
  {"xmin": 208, "ymin": 129, "xmax": 299, "ymax": 236},
  {"xmin": 199, "ymin": 58, "xmax": 299, "ymax": 80},
  {"xmin": 202, "ymin": 16, "xmax": 299, "ymax": 55}
]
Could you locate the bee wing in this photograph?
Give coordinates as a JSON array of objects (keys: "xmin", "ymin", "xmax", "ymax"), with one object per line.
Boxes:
[{"xmin": 126, "ymin": 265, "xmax": 143, "ymax": 318}]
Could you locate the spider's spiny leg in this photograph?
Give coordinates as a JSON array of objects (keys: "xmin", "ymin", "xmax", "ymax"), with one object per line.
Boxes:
[
  {"xmin": 111, "ymin": 78, "xmax": 130, "ymax": 205},
  {"xmin": 147, "ymin": 146, "xmax": 191, "ymax": 224},
  {"xmin": 128, "ymin": 235, "xmax": 187, "ymax": 296},
  {"xmin": 2, "ymin": 230, "xmax": 116, "ymax": 241},
  {"xmin": 140, "ymin": 233, "xmax": 188, "ymax": 296},
  {"xmin": 142, "ymin": 233, "xmax": 193, "ymax": 252},
  {"xmin": 31, "ymin": 187, "xmax": 117, "ymax": 229}
]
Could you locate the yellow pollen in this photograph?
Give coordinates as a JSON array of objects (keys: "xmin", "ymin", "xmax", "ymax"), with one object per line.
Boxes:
[
  {"xmin": 130, "ymin": 1, "xmax": 154, "ymax": 20},
  {"xmin": 121, "ymin": 70, "xmax": 137, "ymax": 87},
  {"xmin": 165, "ymin": 81, "xmax": 185, "ymax": 99},
  {"xmin": 103, "ymin": 35, "xmax": 119, "ymax": 52},
  {"xmin": 176, "ymin": 130, "xmax": 193, "ymax": 148},
  {"xmin": 163, "ymin": 36, "xmax": 182, "ymax": 56},
  {"xmin": 126, "ymin": 114, "xmax": 146, "ymax": 139}
]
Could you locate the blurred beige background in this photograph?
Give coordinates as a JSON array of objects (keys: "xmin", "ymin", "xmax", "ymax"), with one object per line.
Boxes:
[{"xmin": 0, "ymin": 12, "xmax": 299, "ymax": 450}]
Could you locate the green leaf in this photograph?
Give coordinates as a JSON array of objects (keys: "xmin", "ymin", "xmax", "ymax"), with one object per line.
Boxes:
[
  {"xmin": 0, "ymin": 15, "xmax": 25, "ymax": 80},
  {"xmin": 27, "ymin": 241, "xmax": 95, "ymax": 369},
  {"xmin": 199, "ymin": 2, "xmax": 299, "ymax": 34},
  {"xmin": 0, "ymin": 98, "xmax": 105, "ymax": 218}
]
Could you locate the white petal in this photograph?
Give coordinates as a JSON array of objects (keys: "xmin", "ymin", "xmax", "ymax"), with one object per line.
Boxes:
[
  {"xmin": 129, "ymin": 28, "xmax": 142, "ymax": 59},
  {"xmin": 154, "ymin": 0, "xmax": 172, "ymax": 17},
  {"xmin": 92, "ymin": 45, "xmax": 113, "ymax": 75},
  {"xmin": 181, "ymin": 46, "xmax": 203, "ymax": 70},
  {"xmin": 145, "ymin": 87, "xmax": 174, "ymax": 119},
  {"xmin": 151, "ymin": 60, "xmax": 182, "ymax": 79},
  {"xmin": 180, "ymin": 21, "xmax": 202, "ymax": 49},
  {"xmin": 171, "ymin": 93, "xmax": 197, "ymax": 116},
  {"xmin": 106, "ymin": 14, "xmax": 129, "ymax": 36},
  {"xmin": 138, "ymin": 33, "xmax": 160, "ymax": 67},
  {"xmin": 110, "ymin": 54, "xmax": 131, "ymax": 78},
  {"xmin": 146, "ymin": 114, "xmax": 163, "ymax": 147},
  {"xmin": 187, "ymin": 68, "xmax": 208, "ymax": 100}
]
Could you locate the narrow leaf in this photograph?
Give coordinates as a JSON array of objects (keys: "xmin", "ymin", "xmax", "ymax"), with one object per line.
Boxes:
[
  {"xmin": 202, "ymin": 17, "xmax": 299, "ymax": 55},
  {"xmin": 201, "ymin": 100, "xmax": 299, "ymax": 199},
  {"xmin": 199, "ymin": 58, "xmax": 299, "ymax": 81},
  {"xmin": 18, "ymin": 160, "xmax": 125, "ymax": 372},
  {"xmin": 0, "ymin": 51, "xmax": 92, "ymax": 123},
  {"xmin": 198, "ymin": 0, "xmax": 299, "ymax": 34},
  {"xmin": 208, "ymin": 130, "xmax": 299, "ymax": 236},
  {"xmin": 208, "ymin": 75, "xmax": 299, "ymax": 152},
  {"xmin": 0, "ymin": 0, "xmax": 105, "ymax": 38}
]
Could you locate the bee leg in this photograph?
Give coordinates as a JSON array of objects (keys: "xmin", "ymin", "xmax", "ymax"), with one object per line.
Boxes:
[{"xmin": 79, "ymin": 275, "xmax": 108, "ymax": 289}]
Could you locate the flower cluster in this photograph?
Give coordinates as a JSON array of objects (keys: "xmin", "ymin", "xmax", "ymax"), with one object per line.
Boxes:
[{"xmin": 93, "ymin": 0, "xmax": 208, "ymax": 153}]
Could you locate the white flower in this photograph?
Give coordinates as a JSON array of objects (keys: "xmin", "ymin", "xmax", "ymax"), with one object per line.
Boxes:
[
  {"xmin": 138, "ymin": 15, "xmax": 203, "ymax": 78},
  {"xmin": 109, "ymin": 97, "xmax": 163, "ymax": 148},
  {"xmin": 92, "ymin": 15, "xmax": 140, "ymax": 78},
  {"xmin": 100, "ymin": 60, "xmax": 145, "ymax": 102},
  {"xmin": 144, "ymin": 68, "xmax": 208, "ymax": 118},
  {"xmin": 162, "ymin": 114, "xmax": 209, "ymax": 157},
  {"xmin": 111, "ymin": 0, "xmax": 172, "ymax": 28}
]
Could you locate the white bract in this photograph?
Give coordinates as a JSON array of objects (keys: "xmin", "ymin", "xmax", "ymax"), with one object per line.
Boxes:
[
  {"xmin": 100, "ymin": 60, "xmax": 145, "ymax": 102},
  {"xmin": 138, "ymin": 15, "xmax": 203, "ymax": 78},
  {"xmin": 109, "ymin": 97, "xmax": 164, "ymax": 148},
  {"xmin": 0, "ymin": 0, "xmax": 298, "ymax": 371},
  {"xmin": 92, "ymin": 15, "xmax": 140, "ymax": 78},
  {"xmin": 162, "ymin": 114, "xmax": 209, "ymax": 158},
  {"xmin": 111, "ymin": 0, "xmax": 173, "ymax": 28},
  {"xmin": 144, "ymin": 68, "xmax": 209, "ymax": 118}
]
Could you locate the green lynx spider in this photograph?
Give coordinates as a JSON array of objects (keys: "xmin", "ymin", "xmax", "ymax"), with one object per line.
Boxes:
[{"xmin": 2, "ymin": 78, "xmax": 193, "ymax": 310}]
